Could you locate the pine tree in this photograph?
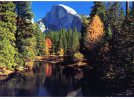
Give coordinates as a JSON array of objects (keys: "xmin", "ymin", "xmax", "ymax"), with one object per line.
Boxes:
[
  {"xmin": 34, "ymin": 23, "xmax": 45, "ymax": 56},
  {"xmin": 90, "ymin": 2, "xmax": 106, "ymax": 23},
  {"xmin": 107, "ymin": 2, "xmax": 124, "ymax": 31},
  {"xmin": 57, "ymin": 29, "xmax": 63, "ymax": 51},
  {"xmin": 66, "ymin": 28, "xmax": 72, "ymax": 51},
  {"xmin": 113, "ymin": 13, "xmax": 134, "ymax": 74},
  {"xmin": 80, "ymin": 16, "xmax": 90, "ymax": 53},
  {"xmin": 71, "ymin": 27, "xmax": 80, "ymax": 53},
  {"xmin": 53, "ymin": 31, "xmax": 59, "ymax": 53},
  {"xmin": 14, "ymin": 1, "xmax": 36, "ymax": 65},
  {"xmin": 0, "ymin": 1, "xmax": 17, "ymax": 68},
  {"xmin": 130, "ymin": 2, "xmax": 134, "ymax": 18},
  {"xmin": 61, "ymin": 28, "xmax": 67, "ymax": 52}
]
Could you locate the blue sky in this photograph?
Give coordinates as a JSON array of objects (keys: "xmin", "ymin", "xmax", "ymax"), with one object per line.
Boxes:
[
  {"xmin": 31, "ymin": 1, "xmax": 127, "ymax": 21},
  {"xmin": 32, "ymin": 1, "xmax": 94, "ymax": 21}
]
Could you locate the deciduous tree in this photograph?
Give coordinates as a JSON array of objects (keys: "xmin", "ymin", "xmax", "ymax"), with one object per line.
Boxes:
[{"xmin": 84, "ymin": 15, "xmax": 104, "ymax": 50}]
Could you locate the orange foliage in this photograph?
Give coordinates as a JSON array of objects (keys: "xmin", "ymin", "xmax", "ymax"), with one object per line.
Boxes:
[
  {"xmin": 45, "ymin": 63, "xmax": 52, "ymax": 77},
  {"xmin": 85, "ymin": 15, "xmax": 104, "ymax": 50},
  {"xmin": 45, "ymin": 38, "xmax": 52, "ymax": 49}
]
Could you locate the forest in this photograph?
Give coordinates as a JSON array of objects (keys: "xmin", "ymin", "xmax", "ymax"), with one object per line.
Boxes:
[{"xmin": 0, "ymin": 1, "xmax": 134, "ymax": 97}]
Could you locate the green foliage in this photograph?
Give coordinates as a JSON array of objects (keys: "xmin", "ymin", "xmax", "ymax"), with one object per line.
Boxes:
[
  {"xmin": 44, "ymin": 46, "xmax": 50, "ymax": 56},
  {"xmin": 70, "ymin": 27, "xmax": 80, "ymax": 52},
  {"xmin": 46, "ymin": 28, "xmax": 80, "ymax": 55},
  {"xmin": 34, "ymin": 24, "xmax": 45, "ymax": 56},
  {"xmin": 14, "ymin": 1, "xmax": 36, "ymax": 66},
  {"xmin": 130, "ymin": 3, "xmax": 134, "ymax": 18},
  {"xmin": 106, "ymin": 2, "xmax": 124, "ymax": 30},
  {"xmin": 105, "ymin": 25, "xmax": 113, "ymax": 40},
  {"xmin": 0, "ymin": 2, "xmax": 17, "ymax": 68},
  {"xmin": 113, "ymin": 18, "xmax": 134, "ymax": 73},
  {"xmin": 90, "ymin": 2, "xmax": 106, "ymax": 23},
  {"xmin": 80, "ymin": 16, "xmax": 90, "ymax": 52}
]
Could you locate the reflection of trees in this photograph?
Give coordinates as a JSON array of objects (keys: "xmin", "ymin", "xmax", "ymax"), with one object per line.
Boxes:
[
  {"xmin": 0, "ymin": 62, "xmax": 47, "ymax": 96},
  {"xmin": 0, "ymin": 62, "xmax": 93, "ymax": 97},
  {"xmin": 43, "ymin": 63, "xmax": 82, "ymax": 96},
  {"xmin": 33, "ymin": 62, "xmax": 46, "ymax": 86},
  {"xmin": 0, "ymin": 73, "xmax": 37, "ymax": 96},
  {"xmin": 45, "ymin": 63, "xmax": 52, "ymax": 77}
]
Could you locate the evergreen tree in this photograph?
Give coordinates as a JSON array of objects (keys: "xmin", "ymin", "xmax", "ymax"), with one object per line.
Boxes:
[
  {"xmin": 131, "ymin": 2, "xmax": 134, "ymax": 17},
  {"xmin": 53, "ymin": 31, "xmax": 59, "ymax": 53},
  {"xmin": 71, "ymin": 27, "xmax": 80, "ymax": 53},
  {"xmin": 61, "ymin": 28, "xmax": 67, "ymax": 52},
  {"xmin": 0, "ymin": 1, "xmax": 17, "ymax": 68},
  {"xmin": 34, "ymin": 24, "xmax": 45, "ymax": 56},
  {"xmin": 113, "ymin": 13, "xmax": 134, "ymax": 74},
  {"xmin": 66, "ymin": 28, "xmax": 72, "ymax": 52},
  {"xmin": 57, "ymin": 29, "xmax": 63, "ymax": 51},
  {"xmin": 90, "ymin": 2, "xmax": 107, "ymax": 23},
  {"xmin": 14, "ymin": 1, "xmax": 36, "ymax": 65},
  {"xmin": 130, "ymin": 2, "xmax": 134, "ymax": 18},
  {"xmin": 107, "ymin": 2, "xmax": 124, "ymax": 31},
  {"xmin": 80, "ymin": 16, "xmax": 90, "ymax": 53},
  {"xmin": 46, "ymin": 28, "xmax": 80, "ymax": 55}
]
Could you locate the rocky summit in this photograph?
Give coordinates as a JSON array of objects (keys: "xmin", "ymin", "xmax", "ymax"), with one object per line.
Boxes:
[{"xmin": 37, "ymin": 4, "xmax": 82, "ymax": 32}]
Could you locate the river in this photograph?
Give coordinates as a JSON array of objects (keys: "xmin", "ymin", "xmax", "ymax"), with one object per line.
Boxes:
[
  {"xmin": 0, "ymin": 61, "xmax": 132, "ymax": 97},
  {"xmin": 0, "ymin": 62, "xmax": 89, "ymax": 97}
]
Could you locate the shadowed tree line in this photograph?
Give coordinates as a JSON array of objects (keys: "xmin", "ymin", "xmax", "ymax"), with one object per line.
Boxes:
[{"xmin": 80, "ymin": 2, "xmax": 134, "ymax": 95}]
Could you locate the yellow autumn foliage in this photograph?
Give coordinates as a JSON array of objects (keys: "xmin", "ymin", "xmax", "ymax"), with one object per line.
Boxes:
[
  {"xmin": 57, "ymin": 48, "xmax": 64, "ymax": 56},
  {"xmin": 85, "ymin": 15, "xmax": 104, "ymax": 50},
  {"xmin": 44, "ymin": 46, "xmax": 50, "ymax": 56}
]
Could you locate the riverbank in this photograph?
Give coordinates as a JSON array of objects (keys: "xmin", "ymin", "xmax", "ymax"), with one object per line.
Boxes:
[
  {"xmin": 0, "ymin": 55, "xmax": 88, "ymax": 80},
  {"xmin": 0, "ymin": 67, "xmax": 14, "ymax": 80},
  {"xmin": 35, "ymin": 55, "xmax": 64, "ymax": 62}
]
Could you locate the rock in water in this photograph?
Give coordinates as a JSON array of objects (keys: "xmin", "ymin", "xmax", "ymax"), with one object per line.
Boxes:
[{"xmin": 37, "ymin": 4, "xmax": 82, "ymax": 32}]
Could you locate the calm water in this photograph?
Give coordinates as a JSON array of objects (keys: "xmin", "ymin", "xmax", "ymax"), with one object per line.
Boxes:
[
  {"xmin": 0, "ymin": 61, "xmax": 131, "ymax": 97},
  {"xmin": 0, "ymin": 62, "xmax": 91, "ymax": 97}
]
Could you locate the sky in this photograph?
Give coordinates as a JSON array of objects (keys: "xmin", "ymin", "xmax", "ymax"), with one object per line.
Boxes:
[
  {"xmin": 31, "ymin": 1, "xmax": 94, "ymax": 21},
  {"xmin": 31, "ymin": 1, "xmax": 127, "ymax": 22}
]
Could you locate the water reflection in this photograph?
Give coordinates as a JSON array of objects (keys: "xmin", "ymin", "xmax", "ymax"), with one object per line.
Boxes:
[
  {"xmin": 0, "ymin": 61, "xmax": 131, "ymax": 97},
  {"xmin": 0, "ymin": 62, "xmax": 85, "ymax": 97},
  {"xmin": 44, "ymin": 63, "xmax": 52, "ymax": 77}
]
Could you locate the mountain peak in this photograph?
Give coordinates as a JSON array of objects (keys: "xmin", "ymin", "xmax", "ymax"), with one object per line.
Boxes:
[
  {"xmin": 37, "ymin": 4, "xmax": 82, "ymax": 32},
  {"xmin": 57, "ymin": 4, "xmax": 77, "ymax": 15}
]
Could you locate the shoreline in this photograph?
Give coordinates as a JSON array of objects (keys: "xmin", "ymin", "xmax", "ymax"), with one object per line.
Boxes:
[{"xmin": 0, "ymin": 55, "xmax": 88, "ymax": 80}]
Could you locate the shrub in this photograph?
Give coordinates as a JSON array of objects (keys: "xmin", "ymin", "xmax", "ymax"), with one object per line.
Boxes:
[
  {"xmin": 73, "ymin": 52, "xmax": 84, "ymax": 62},
  {"xmin": 57, "ymin": 48, "xmax": 64, "ymax": 56}
]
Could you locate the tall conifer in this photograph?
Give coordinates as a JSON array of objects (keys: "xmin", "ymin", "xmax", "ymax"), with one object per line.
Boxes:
[
  {"xmin": 14, "ymin": 1, "xmax": 36, "ymax": 65},
  {"xmin": 0, "ymin": 1, "xmax": 17, "ymax": 68}
]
